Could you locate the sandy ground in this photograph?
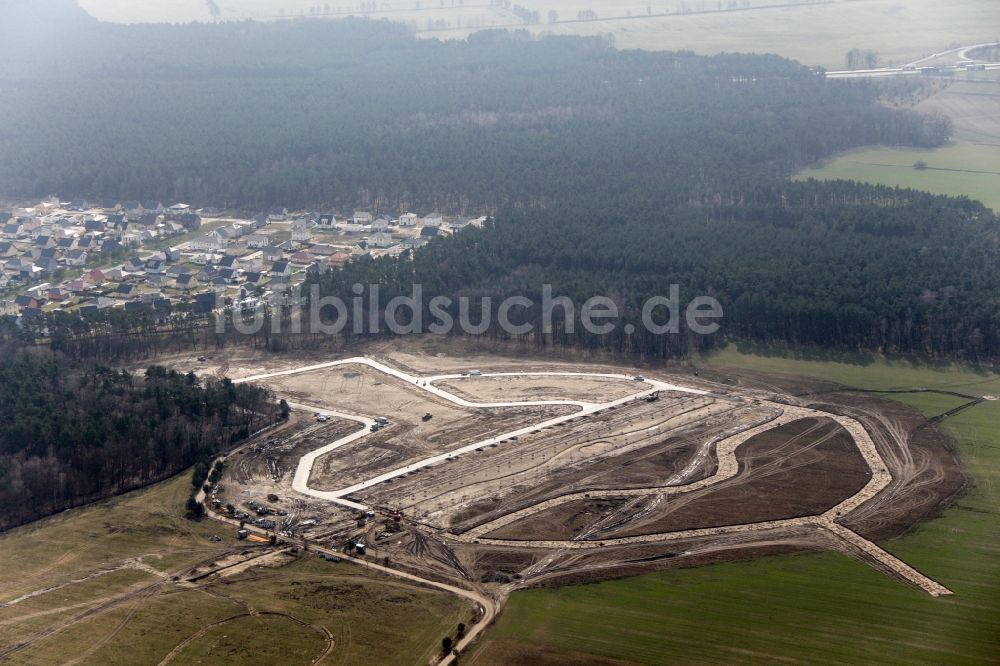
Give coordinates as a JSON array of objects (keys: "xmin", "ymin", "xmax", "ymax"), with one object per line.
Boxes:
[
  {"xmin": 169, "ymin": 338, "xmax": 963, "ymax": 599},
  {"xmin": 435, "ymin": 375, "xmax": 644, "ymax": 403}
]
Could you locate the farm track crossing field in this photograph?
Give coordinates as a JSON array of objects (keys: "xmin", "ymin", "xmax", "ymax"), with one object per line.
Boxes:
[{"xmin": 0, "ymin": 474, "xmax": 470, "ymax": 665}]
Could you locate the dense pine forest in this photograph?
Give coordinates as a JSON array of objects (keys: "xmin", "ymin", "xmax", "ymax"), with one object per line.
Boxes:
[
  {"xmin": 1, "ymin": 1, "xmax": 949, "ymax": 209},
  {"xmin": 305, "ymin": 182, "xmax": 1000, "ymax": 359},
  {"xmin": 1, "ymin": 2, "xmax": 997, "ymax": 364},
  {"xmin": 0, "ymin": 350, "xmax": 280, "ymax": 530}
]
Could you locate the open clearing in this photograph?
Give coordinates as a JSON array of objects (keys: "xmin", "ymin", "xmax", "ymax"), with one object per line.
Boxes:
[
  {"xmin": 796, "ymin": 140, "xmax": 1000, "ymax": 211},
  {"xmin": 189, "ymin": 342, "xmax": 962, "ymax": 651},
  {"xmin": 466, "ymin": 347, "xmax": 999, "ymax": 664},
  {"xmin": 2, "ymin": 338, "xmax": 985, "ymax": 663},
  {"xmin": 797, "ymin": 75, "xmax": 1000, "ymax": 210},
  {"xmin": 0, "ymin": 472, "xmax": 470, "ymax": 665}
]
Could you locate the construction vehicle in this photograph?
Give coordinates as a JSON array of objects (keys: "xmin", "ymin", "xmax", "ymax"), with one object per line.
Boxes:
[
  {"xmin": 644, "ymin": 391, "xmax": 659, "ymax": 403},
  {"xmin": 422, "ymin": 412, "xmax": 433, "ymax": 421}
]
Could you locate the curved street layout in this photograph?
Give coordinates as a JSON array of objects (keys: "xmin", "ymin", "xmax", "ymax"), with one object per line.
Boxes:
[{"xmin": 234, "ymin": 357, "xmax": 952, "ymax": 598}]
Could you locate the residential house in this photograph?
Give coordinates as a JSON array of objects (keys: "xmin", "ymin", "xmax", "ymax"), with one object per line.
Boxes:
[
  {"xmin": 175, "ymin": 273, "xmax": 194, "ymax": 290},
  {"xmin": 46, "ymin": 288, "xmax": 71, "ymax": 302},
  {"xmin": 371, "ymin": 218, "xmax": 390, "ymax": 233},
  {"xmin": 420, "ymin": 226, "xmax": 442, "ymax": 239},
  {"xmin": 145, "ymin": 273, "xmax": 170, "ymax": 288},
  {"xmin": 190, "ymin": 234, "xmax": 225, "ymax": 251},
  {"xmin": 124, "ymin": 256, "xmax": 145, "ymax": 273},
  {"xmin": 85, "ymin": 268, "xmax": 106, "ymax": 285},
  {"xmin": 34, "ymin": 257, "xmax": 59, "ymax": 273},
  {"xmin": 3, "ymin": 222, "xmax": 24, "ymax": 239},
  {"xmin": 64, "ymin": 279, "xmax": 89, "ymax": 293},
  {"xmin": 143, "ymin": 201, "xmax": 165, "ymax": 214},
  {"xmin": 145, "ymin": 259, "xmax": 166, "ymax": 274},
  {"xmin": 192, "ymin": 292, "xmax": 218, "ymax": 315},
  {"xmin": 268, "ymin": 207, "xmax": 289, "ymax": 222},
  {"xmin": 289, "ymin": 250, "xmax": 314, "ymax": 265},
  {"xmin": 369, "ymin": 232, "xmax": 393, "ymax": 248},
  {"xmin": 137, "ymin": 212, "xmax": 161, "ymax": 228},
  {"xmin": 318, "ymin": 213, "xmax": 337, "ymax": 229},
  {"xmin": 14, "ymin": 295, "xmax": 42, "ymax": 310},
  {"xmin": 262, "ymin": 246, "xmax": 283, "ymax": 262},
  {"xmin": 115, "ymin": 283, "xmax": 138, "ymax": 299},
  {"xmin": 244, "ymin": 233, "xmax": 268, "ymax": 249},
  {"xmin": 398, "ymin": 212, "xmax": 418, "ymax": 227},
  {"xmin": 291, "ymin": 219, "xmax": 311, "ymax": 242},
  {"xmin": 329, "ymin": 252, "xmax": 352, "ymax": 267},
  {"xmin": 65, "ymin": 249, "xmax": 88, "ymax": 267},
  {"xmin": 269, "ymin": 260, "xmax": 291, "ymax": 278},
  {"xmin": 423, "ymin": 213, "xmax": 443, "ymax": 228},
  {"xmin": 238, "ymin": 253, "xmax": 263, "ymax": 272},
  {"xmin": 196, "ymin": 266, "xmax": 218, "ymax": 283},
  {"xmin": 306, "ymin": 259, "xmax": 329, "ymax": 276},
  {"xmin": 122, "ymin": 201, "xmax": 143, "ymax": 220},
  {"xmin": 99, "ymin": 238, "xmax": 121, "ymax": 255},
  {"xmin": 78, "ymin": 296, "xmax": 116, "ymax": 315},
  {"xmin": 179, "ymin": 212, "xmax": 202, "ymax": 230},
  {"xmin": 168, "ymin": 203, "xmax": 190, "ymax": 215},
  {"xmin": 352, "ymin": 211, "xmax": 373, "ymax": 225}
]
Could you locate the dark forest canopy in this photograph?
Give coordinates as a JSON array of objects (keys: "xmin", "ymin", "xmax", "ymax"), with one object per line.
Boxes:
[
  {"xmin": 0, "ymin": 349, "xmax": 281, "ymax": 530},
  {"xmin": 0, "ymin": 2, "xmax": 949, "ymax": 209},
  {"xmin": 305, "ymin": 182, "xmax": 1000, "ymax": 360}
]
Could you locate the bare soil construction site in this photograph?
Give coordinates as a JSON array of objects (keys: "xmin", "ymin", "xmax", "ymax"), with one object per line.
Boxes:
[{"xmin": 183, "ymin": 342, "xmax": 966, "ymax": 658}]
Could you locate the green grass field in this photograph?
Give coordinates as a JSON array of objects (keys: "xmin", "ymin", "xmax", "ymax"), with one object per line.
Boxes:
[
  {"xmin": 0, "ymin": 473, "xmax": 469, "ymax": 665},
  {"xmin": 795, "ymin": 140, "xmax": 1000, "ymax": 211},
  {"xmin": 76, "ymin": 0, "xmax": 1000, "ymax": 70},
  {"xmin": 469, "ymin": 348, "xmax": 1000, "ymax": 665}
]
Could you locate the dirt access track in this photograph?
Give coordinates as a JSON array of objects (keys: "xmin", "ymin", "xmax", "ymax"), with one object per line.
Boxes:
[{"xmin": 203, "ymin": 349, "xmax": 959, "ymax": 605}]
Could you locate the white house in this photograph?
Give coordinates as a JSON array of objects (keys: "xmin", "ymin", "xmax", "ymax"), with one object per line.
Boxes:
[
  {"xmin": 423, "ymin": 213, "xmax": 443, "ymax": 228},
  {"xmin": 268, "ymin": 207, "xmax": 289, "ymax": 222},
  {"xmin": 244, "ymin": 233, "xmax": 268, "ymax": 249},
  {"xmin": 190, "ymin": 234, "xmax": 225, "ymax": 251},
  {"xmin": 291, "ymin": 219, "xmax": 311, "ymax": 242},
  {"xmin": 398, "ymin": 213, "xmax": 418, "ymax": 227},
  {"xmin": 318, "ymin": 213, "xmax": 337, "ymax": 229},
  {"xmin": 371, "ymin": 218, "xmax": 390, "ymax": 233},
  {"xmin": 352, "ymin": 211, "xmax": 373, "ymax": 225},
  {"xmin": 369, "ymin": 232, "xmax": 393, "ymax": 248}
]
